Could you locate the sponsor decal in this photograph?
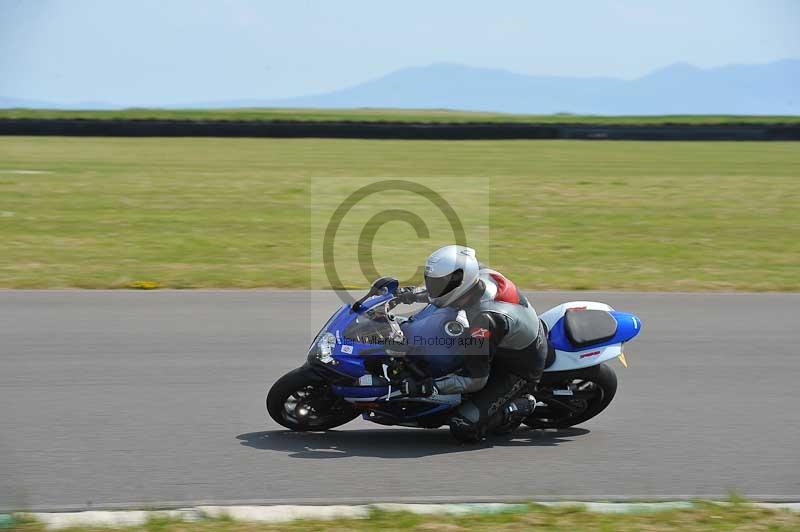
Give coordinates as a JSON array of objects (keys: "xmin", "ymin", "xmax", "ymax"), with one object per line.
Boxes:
[
  {"xmin": 470, "ymin": 327, "xmax": 491, "ymax": 339},
  {"xmin": 579, "ymin": 350, "xmax": 601, "ymax": 358}
]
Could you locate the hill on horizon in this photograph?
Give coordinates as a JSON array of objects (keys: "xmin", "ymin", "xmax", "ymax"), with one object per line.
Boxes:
[{"xmin": 2, "ymin": 59, "xmax": 798, "ymax": 115}]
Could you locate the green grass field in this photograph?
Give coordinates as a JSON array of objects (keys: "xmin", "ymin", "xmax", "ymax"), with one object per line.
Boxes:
[
  {"xmin": 0, "ymin": 136, "xmax": 798, "ymax": 290},
  {"xmin": 2, "ymin": 108, "xmax": 800, "ymax": 124}
]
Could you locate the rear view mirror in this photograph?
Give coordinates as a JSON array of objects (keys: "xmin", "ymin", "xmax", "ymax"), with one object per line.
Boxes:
[{"xmin": 351, "ymin": 277, "xmax": 399, "ymax": 311}]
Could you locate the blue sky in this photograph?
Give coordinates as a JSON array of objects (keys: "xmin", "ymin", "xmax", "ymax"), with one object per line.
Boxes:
[{"xmin": 1, "ymin": 0, "xmax": 798, "ymax": 106}]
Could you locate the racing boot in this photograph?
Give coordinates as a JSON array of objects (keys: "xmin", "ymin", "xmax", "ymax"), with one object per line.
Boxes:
[
  {"xmin": 491, "ymin": 394, "xmax": 536, "ymax": 435},
  {"xmin": 504, "ymin": 394, "xmax": 536, "ymax": 423}
]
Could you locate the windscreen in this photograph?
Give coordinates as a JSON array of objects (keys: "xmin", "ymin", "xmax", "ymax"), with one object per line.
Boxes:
[{"xmin": 342, "ymin": 312, "xmax": 395, "ymax": 344}]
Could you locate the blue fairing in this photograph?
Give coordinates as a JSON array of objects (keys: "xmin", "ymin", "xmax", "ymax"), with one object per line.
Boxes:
[
  {"xmin": 321, "ymin": 293, "xmax": 446, "ymax": 380},
  {"xmin": 323, "ymin": 302, "xmax": 372, "ymax": 379},
  {"xmin": 322, "ymin": 298, "xmax": 462, "ymax": 421},
  {"xmin": 402, "ymin": 305, "xmax": 463, "ymax": 377},
  {"xmin": 326, "ymin": 300, "xmax": 464, "ymax": 378},
  {"xmin": 549, "ymin": 311, "xmax": 642, "ymax": 352}
]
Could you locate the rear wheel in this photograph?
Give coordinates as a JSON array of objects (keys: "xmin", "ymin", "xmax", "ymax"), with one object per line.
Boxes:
[
  {"xmin": 267, "ymin": 367, "xmax": 359, "ymax": 431},
  {"xmin": 524, "ymin": 363, "xmax": 617, "ymax": 429}
]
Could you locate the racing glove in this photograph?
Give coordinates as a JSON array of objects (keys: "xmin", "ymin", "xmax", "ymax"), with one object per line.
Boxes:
[{"xmin": 401, "ymin": 377, "xmax": 435, "ymax": 397}]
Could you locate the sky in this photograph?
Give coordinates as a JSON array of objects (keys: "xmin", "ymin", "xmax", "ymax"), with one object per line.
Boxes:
[{"xmin": 1, "ymin": 0, "xmax": 798, "ymax": 106}]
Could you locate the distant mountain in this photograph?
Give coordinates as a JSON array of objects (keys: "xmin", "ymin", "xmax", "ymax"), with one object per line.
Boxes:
[
  {"xmin": 590, "ymin": 60, "xmax": 800, "ymax": 114},
  {"xmin": 3, "ymin": 59, "xmax": 798, "ymax": 115},
  {"xmin": 256, "ymin": 60, "xmax": 798, "ymax": 115},
  {"xmin": 259, "ymin": 63, "xmax": 625, "ymax": 114},
  {"xmin": 0, "ymin": 96, "xmax": 120, "ymax": 110}
]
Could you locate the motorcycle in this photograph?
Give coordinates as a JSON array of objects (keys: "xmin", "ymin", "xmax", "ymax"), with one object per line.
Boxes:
[{"xmin": 267, "ymin": 277, "xmax": 642, "ymax": 437}]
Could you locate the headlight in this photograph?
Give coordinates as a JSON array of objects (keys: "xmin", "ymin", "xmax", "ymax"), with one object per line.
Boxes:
[
  {"xmin": 318, "ymin": 332, "xmax": 336, "ymax": 358},
  {"xmin": 308, "ymin": 332, "xmax": 336, "ymax": 363}
]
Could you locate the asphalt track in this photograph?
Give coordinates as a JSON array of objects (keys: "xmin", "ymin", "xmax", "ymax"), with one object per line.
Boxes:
[{"xmin": 1, "ymin": 290, "xmax": 799, "ymax": 511}]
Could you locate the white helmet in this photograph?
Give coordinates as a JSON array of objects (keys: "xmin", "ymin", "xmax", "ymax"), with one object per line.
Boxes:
[{"xmin": 424, "ymin": 245, "xmax": 480, "ymax": 307}]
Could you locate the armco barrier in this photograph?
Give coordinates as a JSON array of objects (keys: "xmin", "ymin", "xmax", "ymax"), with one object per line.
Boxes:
[{"xmin": 0, "ymin": 118, "xmax": 798, "ymax": 140}]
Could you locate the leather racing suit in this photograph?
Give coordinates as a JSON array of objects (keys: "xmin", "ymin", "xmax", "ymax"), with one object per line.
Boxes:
[{"xmin": 403, "ymin": 268, "xmax": 550, "ymax": 440}]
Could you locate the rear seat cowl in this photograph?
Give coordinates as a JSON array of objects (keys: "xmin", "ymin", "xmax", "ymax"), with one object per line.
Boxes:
[{"xmin": 564, "ymin": 309, "xmax": 618, "ymax": 348}]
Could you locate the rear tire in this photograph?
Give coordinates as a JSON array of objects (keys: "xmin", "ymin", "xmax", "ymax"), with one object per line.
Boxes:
[
  {"xmin": 524, "ymin": 363, "xmax": 617, "ymax": 429},
  {"xmin": 267, "ymin": 367, "xmax": 358, "ymax": 431}
]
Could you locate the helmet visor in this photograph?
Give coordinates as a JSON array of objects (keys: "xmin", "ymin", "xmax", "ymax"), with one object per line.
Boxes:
[{"xmin": 425, "ymin": 268, "xmax": 464, "ymax": 298}]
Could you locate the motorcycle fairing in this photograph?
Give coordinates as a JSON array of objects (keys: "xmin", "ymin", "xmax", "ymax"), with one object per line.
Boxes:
[
  {"xmin": 311, "ymin": 294, "xmax": 468, "ymax": 419},
  {"xmin": 549, "ymin": 310, "xmax": 641, "ymax": 352},
  {"xmin": 314, "ymin": 293, "xmax": 397, "ymax": 379},
  {"xmin": 539, "ymin": 301, "xmax": 642, "ymax": 372}
]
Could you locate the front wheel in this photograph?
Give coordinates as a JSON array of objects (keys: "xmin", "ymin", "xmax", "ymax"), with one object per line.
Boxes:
[
  {"xmin": 267, "ymin": 367, "xmax": 359, "ymax": 431},
  {"xmin": 524, "ymin": 363, "xmax": 617, "ymax": 429}
]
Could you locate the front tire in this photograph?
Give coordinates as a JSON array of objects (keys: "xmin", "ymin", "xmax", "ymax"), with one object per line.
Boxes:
[
  {"xmin": 524, "ymin": 363, "xmax": 617, "ymax": 429},
  {"xmin": 267, "ymin": 367, "xmax": 359, "ymax": 431}
]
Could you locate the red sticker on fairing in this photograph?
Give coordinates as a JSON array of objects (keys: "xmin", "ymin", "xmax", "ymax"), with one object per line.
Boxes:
[{"xmin": 470, "ymin": 327, "xmax": 491, "ymax": 339}]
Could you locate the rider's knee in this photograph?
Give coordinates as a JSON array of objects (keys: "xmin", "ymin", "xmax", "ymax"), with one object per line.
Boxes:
[
  {"xmin": 449, "ymin": 401, "xmax": 485, "ymax": 442},
  {"xmin": 454, "ymin": 401, "xmax": 480, "ymax": 424}
]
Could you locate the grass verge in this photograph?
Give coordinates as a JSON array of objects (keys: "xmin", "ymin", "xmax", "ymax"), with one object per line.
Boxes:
[
  {"xmin": 0, "ymin": 137, "xmax": 798, "ymax": 290},
  {"xmin": 8, "ymin": 502, "xmax": 800, "ymax": 531}
]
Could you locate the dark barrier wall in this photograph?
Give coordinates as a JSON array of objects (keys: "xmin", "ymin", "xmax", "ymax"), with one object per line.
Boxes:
[{"xmin": 0, "ymin": 118, "xmax": 798, "ymax": 140}]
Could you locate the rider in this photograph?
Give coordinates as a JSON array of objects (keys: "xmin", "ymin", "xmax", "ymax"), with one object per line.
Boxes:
[{"xmin": 396, "ymin": 245, "xmax": 550, "ymax": 442}]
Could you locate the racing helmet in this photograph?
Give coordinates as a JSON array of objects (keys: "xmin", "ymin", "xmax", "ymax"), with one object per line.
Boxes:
[{"xmin": 423, "ymin": 245, "xmax": 480, "ymax": 307}]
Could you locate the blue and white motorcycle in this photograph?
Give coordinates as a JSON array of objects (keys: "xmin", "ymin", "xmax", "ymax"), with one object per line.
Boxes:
[{"xmin": 267, "ymin": 278, "xmax": 642, "ymax": 436}]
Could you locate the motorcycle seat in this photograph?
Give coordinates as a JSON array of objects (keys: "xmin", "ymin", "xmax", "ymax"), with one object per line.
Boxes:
[{"xmin": 564, "ymin": 309, "xmax": 618, "ymax": 348}]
